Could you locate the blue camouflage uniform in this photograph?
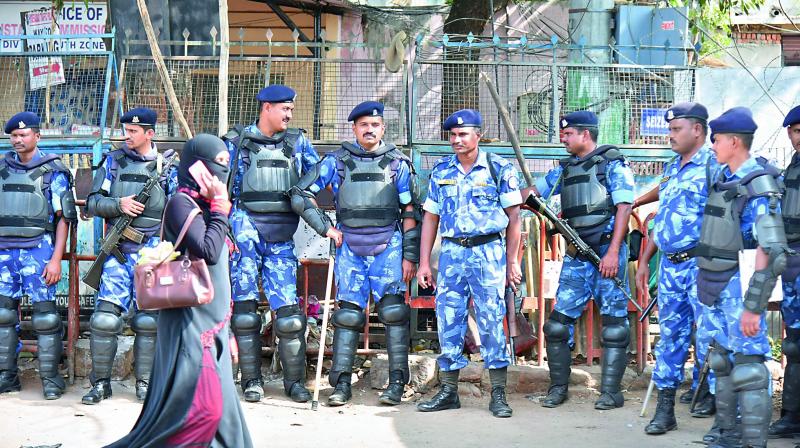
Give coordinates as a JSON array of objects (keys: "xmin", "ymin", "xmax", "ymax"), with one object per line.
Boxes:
[
  {"xmin": 0, "ymin": 152, "xmax": 70, "ymax": 304},
  {"xmin": 699, "ymin": 158, "xmax": 773, "ymax": 357},
  {"xmin": 424, "ymin": 150, "xmax": 522, "ymax": 371},
  {"xmin": 92, "ymin": 148, "xmax": 178, "ymax": 312},
  {"xmin": 697, "ymin": 107, "xmax": 786, "ymax": 447},
  {"xmin": 536, "ymin": 110, "xmax": 634, "ymax": 411},
  {"xmin": 82, "ymin": 107, "xmax": 178, "ymax": 404},
  {"xmin": 0, "ymin": 111, "xmax": 77, "ymax": 398},
  {"xmin": 651, "ymin": 146, "xmax": 718, "ymax": 393},
  {"xmin": 227, "ymin": 124, "xmax": 319, "ymax": 310},
  {"xmin": 535, "ymin": 156, "xmax": 634, "ymax": 320},
  {"xmin": 768, "ymin": 105, "xmax": 800, "ymax": 438},
  {"xmin": 308, "ymin": 144, "xmax": 412, "ymax": 308}
]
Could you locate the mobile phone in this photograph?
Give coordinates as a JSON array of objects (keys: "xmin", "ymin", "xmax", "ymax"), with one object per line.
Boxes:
[{"xmin": 188, "ymin": 160, "xmax": 212, "ymax": 188}]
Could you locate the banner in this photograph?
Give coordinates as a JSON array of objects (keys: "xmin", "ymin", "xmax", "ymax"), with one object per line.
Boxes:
[
  {"xmin": 23, "ymin": 8, "xmax": 66, "ymax": 90},
  {"xmin": 0, "ymin": 2, "xmax": 108, "ymax": 54}
]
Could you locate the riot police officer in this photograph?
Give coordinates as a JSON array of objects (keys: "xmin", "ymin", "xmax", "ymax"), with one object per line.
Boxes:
[
  {"xmin": 768, "ymin": 105, "xmax": 800, "ymax": 440},
  {"xmin": 697, "ymin": 107, "xmax": 788, "ymax": 448},
  {"xmin": 82, "ymin": 108, "xmax": 178, "ymax": 404},
  {"xmin": 528, "ymin": 111, "xmax": 635, "ymax": 411},
  {"xmin": 0, "ymin": 112, "xmax": 77, "ymax": 400},
  {"xmin": 291, "ymin": 101, "xmax": 420, "ymax": 406},
  {"xmin": 224, "ymin": 85, "xmax": 320, "ymax": 403}
]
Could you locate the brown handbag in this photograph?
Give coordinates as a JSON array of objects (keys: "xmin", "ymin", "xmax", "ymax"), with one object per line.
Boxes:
[{"xmin": 134, "ymin": 203, "xmax": 215, "ymax": 311}]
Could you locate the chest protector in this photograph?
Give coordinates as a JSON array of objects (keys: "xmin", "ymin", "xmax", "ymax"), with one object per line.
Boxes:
[
  {"xmin": 559, "ymin": 145, "xmax": 624, "ymax": 242},
  {"xmin": 0, "ymin": 161, "xmax": 55, "ymax": 238},
  {"xmin": 696, "ymin": 163, "xmax": 782, "ymax": 272},
  {"xmin": 335, "ymin": 142, "xmax": 401, "ymax": 228},
  {"xmin": 783, "ymin": 157, "xmax": 800, "ymax": 242},
  {"xmin": 108, "ymin": 150, "xmax": 165, "ymax": 229},
  {"xmin": 239, "ymin": 129, "xmax": 300, "ymax": 214}
]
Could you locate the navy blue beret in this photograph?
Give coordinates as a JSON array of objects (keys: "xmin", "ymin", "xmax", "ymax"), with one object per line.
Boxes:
[
  {"xmin": 665, "ymin": 102, "xmax": 708, "ymax": 122},
  {"xmin": 783, "ymin": 105, "xmax": 800, "ymax": 127},
  {"xmin": 256, "ymin": 85, "xmax": 296, "ymax": 103},
  {"xmin": 5, "ymin": 112, "xmax": 40, "ymax": 134},
  {"xmin": 443, "ymin": 109, "xmax": 482, "ymax": 130},
  {"xmin": 560, "ymin": 111, "xmax": 598, "ymax": 129},
  {"xmin": 121, "ymin": 107, "xmax": 157, "ymax": 126},
  {"xmin": 709, "ymin": 107, "xmax": 757, "ymax": 142},
  {"xmin": 348, "ymin": 101, "xmax": 384, "ymax": 122}
]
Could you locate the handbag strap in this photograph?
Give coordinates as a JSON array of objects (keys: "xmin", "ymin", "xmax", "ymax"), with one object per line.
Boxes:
[{"xmin": 156, "ymin": 192, "xmax": 202, "ymax": 264}]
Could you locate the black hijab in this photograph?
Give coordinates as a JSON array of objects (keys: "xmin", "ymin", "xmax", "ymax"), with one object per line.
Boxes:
[{"xmin": 177, "ymin": 134, "xmax": 230, "ymax": 191}]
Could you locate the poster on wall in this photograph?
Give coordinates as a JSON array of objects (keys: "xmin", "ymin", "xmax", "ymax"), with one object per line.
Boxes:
[
  {"xmin": 23, "ymin": 8, "xmax": 66, "ymax": 90},
  {"xmin": 0, "ymin": 2, "xmax": 108, "ymax": 53}
]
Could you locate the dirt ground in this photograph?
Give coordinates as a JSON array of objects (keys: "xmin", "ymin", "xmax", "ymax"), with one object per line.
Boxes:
[{"xmin": 2, "ymin": 372, "xmax": 798, "ymax": 448}]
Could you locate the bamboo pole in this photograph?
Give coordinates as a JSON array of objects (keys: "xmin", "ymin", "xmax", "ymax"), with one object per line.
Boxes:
[
  {"xmin": 135, "ymin": 0, "xmax": 193, "ymax": 138},
  {"xmin": 217, "ymin": 0, "xmax": 230, "ymax": 135}
]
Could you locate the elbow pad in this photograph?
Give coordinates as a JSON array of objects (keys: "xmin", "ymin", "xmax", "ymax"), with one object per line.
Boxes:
[
  {"xmin": 744, "ymin": 247, "xmax": 787, "ymax": 314},
  {"xmin": 290, "ymin": 187, "xmax": 332, "ymax": 237},
  {"xmin": 60, "ymin": 188, "xmax": 78, "ymax": 223}
]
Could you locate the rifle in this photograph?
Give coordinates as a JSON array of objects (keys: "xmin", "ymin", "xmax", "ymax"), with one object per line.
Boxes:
[
  {"xmin": 524, "ymin": 193, "xmax": 643, "ymax": 313},
  {"xmin": 505, "ymin": 285, "xmax": 519, "ymax": 365},
  {"xmin": 690, "ymin": 344, "xmax": 714, "ymax": 413},
  {"xmin": 638, "ymin": 296, "xmax": 658, "ymax": 323},
  {"xmin": 82, "ymin": 154, "xmax": 178, "ymax": 291}
]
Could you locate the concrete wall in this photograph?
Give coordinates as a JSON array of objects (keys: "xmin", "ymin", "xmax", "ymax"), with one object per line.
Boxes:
[{"xmin": 695, "ymin": 66, "xmax": 800, "ymax": 166}]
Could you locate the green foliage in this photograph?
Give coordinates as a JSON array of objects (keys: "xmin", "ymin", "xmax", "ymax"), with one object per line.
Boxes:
[
  {"xmin": 770, "ymin": 336, "xmax": 783, "ymax": 361},
  {"xmin": 666, "ymin": 0, "xmax": 766, "ymax": 56},
  {"xmin": 52, "ymin": 1, "xmax": 91, "ymax": 12}
]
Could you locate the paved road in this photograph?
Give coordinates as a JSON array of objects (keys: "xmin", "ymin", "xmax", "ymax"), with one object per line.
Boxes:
[{"xmin": 1, "ymin": 374, "xmax": 797, "ymax": 448}]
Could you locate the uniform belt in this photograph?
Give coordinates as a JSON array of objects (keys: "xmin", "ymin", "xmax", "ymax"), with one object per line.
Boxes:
[
  {"xmin": 443, "ymin": 233, "xmax": 501, "ymax": 248},
  {"xmin": 666, "ymin": 247, "xmax": 697, "ymax": 264}
]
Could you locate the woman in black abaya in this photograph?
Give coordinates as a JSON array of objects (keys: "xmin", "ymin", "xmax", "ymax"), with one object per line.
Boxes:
[{"xmin": 106, "ymin": 134, "xmax": 252, "ymax": 448}]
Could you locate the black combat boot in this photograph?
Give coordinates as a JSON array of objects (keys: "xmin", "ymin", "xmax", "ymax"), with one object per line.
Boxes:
[
  {"xmin": 691, "ymin": 381, "xmax": 716, "ymax": 418},
  {"xmin": 680, "ymin": 387, "xmax": 696, "ymax": 404},
  {"xmin": 489, "ymin": 386, "xmax": 512, "ymax": 418},
  {"xmin": 0, "ymin": 370, "xmax": 20, "ymax": 393},
  {"xmin": 82, "ymin": 378, "xmax": 113, "ymax": 405},
  {"xmin": 417, "ymin": 370, "xmax": 460, "ymax": 412},
  {"xmin": 645, "ymin": 388, "xmax": 677, "ymax": 435},
  {"xmin": 380, "ymin": 370, "xmax": 406, "ymax": 405},
  {"xmin": 328, "ymin": 375, "xmax": 352, "ymax": 407},
  {"xmin": 417, "ymin": 384, "xmax": 460, "ymax": 412}
]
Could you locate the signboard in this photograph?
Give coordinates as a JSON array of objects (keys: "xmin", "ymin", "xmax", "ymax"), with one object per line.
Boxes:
[
  {"xmin": 0, "ymin": 2, "xmax": 107, "ymax": 53},
  {"xmin": 23, "ymin": 8, "xmax": 66, "ymax": 90},
  {"xmin": 640, "ymin": 108, "xmax": 669, "ymax": 136}
]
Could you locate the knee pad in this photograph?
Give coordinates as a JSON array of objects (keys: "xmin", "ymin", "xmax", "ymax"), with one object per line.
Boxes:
[
  {"xmin": 708, "ymin": 344, "xmax": 733, "ymax": 376},
  {"xmin": 31, "ymin": 302, "xmax": 62, "ymax": 336},
  {"xmin": 731, "ymin": 356, "xmax": 770, "ymax": 392},
  {"xmin": 600, "ymin": 315, "xmax": 630, "ymax": 349},
  {"xmin": 543, "ymin": 313, "xmax": 572, "ymax": 343},
  {"xmin": 377, "ymin": 294, "xmax": 410, "ymax": 326},
  {"xmin": 231, "ymin": 308, "xmax": 261, "ymax": 336},
  {"xmin": 332, "ymin": 303, "xmax": 365, "ymax": 332},
  {"xmin": 274, "ymin": 304, "xmax": 307, "ymax": 339},
  {"xmin": 0, "ymin": 296, "xmax": 18, "ymax": 327},
  {"xmin": 90, "ymin": 302, "xmax": 123, "ymax": 336},
  {"xmin": 131, "ymin": 311, "xmax": 158, "ymax": 335},
  {"xmin": 785, "ymin": 328, "xmax": 800, "ymax": 363}
]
